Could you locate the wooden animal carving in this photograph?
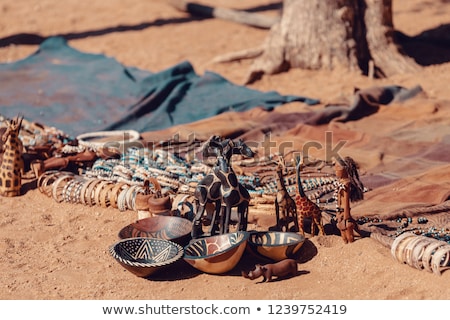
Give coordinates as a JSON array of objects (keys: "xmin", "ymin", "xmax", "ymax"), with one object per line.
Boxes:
[
  {"xmin": 274, "ymin": 156, "xmax": 299, "ymax": 232},
  {"xmin": 241, "ymin": 259, "xmax": 298, "ymax": 282},
  {"xmin": 192, "ymin": 170, "xmax": 223, "ymax": 238},
  {"xmin": 0, "ymin": 115, "xmax": 24, "ymax": 197},
  {"xmin": 213, "ymin": 155, "xmax": 251, "ymax": 234},
  {"xmin": 192, "ymin": 136, "xmax": 255, "ymax": 238},
  {"xmin": 295, "ymin": 156, "xmax": 325, "ymax": 236}
]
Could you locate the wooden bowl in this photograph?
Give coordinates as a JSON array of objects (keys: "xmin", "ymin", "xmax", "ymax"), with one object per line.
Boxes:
[
  {"xmin": 247, "ymin": 231, "xmax": 305, "ymax": 261},
  {"xmin": 109, "ymin": 237, "xmax": 184, "ymax": 278},
  {"xmin": 183, "ymin": 231, "xmax": 249, "ymax": 274},
  {"xmin": 118, "ymin": 215, "xmax": 193, "ymax": 246}
]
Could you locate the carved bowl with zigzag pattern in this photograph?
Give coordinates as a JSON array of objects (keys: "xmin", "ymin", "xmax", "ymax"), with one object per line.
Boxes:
[
  {"xmin": 247, "ymin": 231, "xmax": 305, "ymax": 262},
  {"xmin": 109, "ymin": 237, "xmax": 184, "ymax": 278}
]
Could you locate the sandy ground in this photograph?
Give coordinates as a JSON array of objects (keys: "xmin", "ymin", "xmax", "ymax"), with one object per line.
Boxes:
[{"xmin": 0, "ymin": 0, "xmax": 449, "ymax": 300}]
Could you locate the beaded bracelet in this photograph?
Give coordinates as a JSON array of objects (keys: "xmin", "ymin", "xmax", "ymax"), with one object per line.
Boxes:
[
  {"xmin": 93, "ymin": 180, "xmax": 111, "ymax": 207},
  {"xmin": 79, "ymin": 178, "xmax": 96, "ymax": 206},
  {"xmin": 404, "ymin": 236, "xmax": 430, "ymax": 268},
  {"xmin": 63, "ymin": 179, "xmax": 78, "ymax": 203},
  {"xmin": 109, "ymin": 182, "xmax": 128, "ymax": 209},
  {"xmin": 99, "ymin": 182, "xmax": 116, "ymax": 208},
  {"xmin": 67, "ymin": 179, "xmax": 82, "ymax": 203},
  {"xmin": 431, "ymin": 244, "xmax": 450, "ymax": 275},
  {"xmin": 410, "ymin": 237, "xmax": 431, "ymax": 270},
  {"xmin": 37, "ymin": 170, "xmax": 53, "ymax": 193},
  {"xmin": 112, "ymin": 165, "xmax": 133, "ymax": 181},
  {"xmin": 52, "ymin": 173, "xmax": 75, "ymax": 203},
  {"xmin": 85, "ymin": 179, "xmax": 104, "ymax": 206},
  {"xmin": 38, "ymin": 170, "xmax": 61, "ymax": 197},
  {"xmin": 422, "ymin": 241, "xmax": 446, "ymax": 273},
  {"xmin": 70, "ymin": 179, "xmax": 85, "ymax": 204},
  {"xmin": 124, "ymin": 185, "xmax": 139, "ymax": 210},
  {"xmin": 117, "ymin": 187, "xmax": 130, "ymax": 212}
]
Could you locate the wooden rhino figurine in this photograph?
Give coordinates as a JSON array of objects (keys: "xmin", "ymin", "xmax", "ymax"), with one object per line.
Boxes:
[{"xmin": 241, "ymin": 259, "xmax": 298, "ymax": 282}]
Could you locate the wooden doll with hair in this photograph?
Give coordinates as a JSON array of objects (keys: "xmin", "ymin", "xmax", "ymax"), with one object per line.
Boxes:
[{"xmin": 334, "ymin": 156, "xmax": 365, "ymax": 243}]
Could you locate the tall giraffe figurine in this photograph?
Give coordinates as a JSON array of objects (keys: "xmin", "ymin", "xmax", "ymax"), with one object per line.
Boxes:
[
  {"xmin": 212, "ymin": 138, "xmax": 254, "ymax": 234},
  {"xmin": 274, "ymin": 156, "xmax": 299, "ymax": 232},
  {"xmin": 295, "ymin": 156, "xmax": 325, "ymax": 236},
  {"xmin": 191, "ymin": 136, "xmax": 255, "ymax": 238},
  {"xmin": 0, "ymin": 115, "xmax": 24, "ymax": 197},
  {"xmin": 191, "ymin": 136, "xmax": 224, "ymax": 238}
]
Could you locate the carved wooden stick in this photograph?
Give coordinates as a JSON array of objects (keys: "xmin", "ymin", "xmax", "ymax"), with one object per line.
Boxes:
[{"xmin": 168, "ymin": 0, "xmax": 279, "ymax": 29}]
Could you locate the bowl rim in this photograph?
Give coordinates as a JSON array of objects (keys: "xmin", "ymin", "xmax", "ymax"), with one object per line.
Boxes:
[
  {"xmin": 248, "ymin": 231, "xmax": 305, "ymax": 247},
  {"xmin": 134, "ymin": 215, "xmax": 192, "ymax": 225},
  {"xmin": 118, "ymin": 215, "xmax": 193, "ymax": 239},
  {"xmin": 183, "ymin": 231, "xmax": 250, "ymax": 260},
  {"xmin": 109, "ymin": 237, "xmax": 184, "ymax": 268}
]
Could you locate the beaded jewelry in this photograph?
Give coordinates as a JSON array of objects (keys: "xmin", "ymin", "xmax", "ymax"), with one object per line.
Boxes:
[
  {"xmin": 109, "ymin": 182, "xmax": 128, "ymax": 209},
  {"xmin": 124, "ymin": 185, "xmax": 139, "ymax": 210},
  {"xmin": 85, "ymin": 179, "xmax": 103, "ymax": 206},
  {"xmin": 38, "ymin": 170, "xmax": 61, "ymax": 197},
  {"xmin": 79, "ymin": 178, "xmax": 97, "ymax": 206},
  {"xmin": 51, "ymin": 173, "xmax": 75, "ymax": 203},
  {"xmin": 112, "ymin": 165, "xmax": 133, "ymax": 181},
  {"xmin": 99, "ymin": 182, "xmax": 116, "ymax": 208},
  {"xmin": 93, "ymin": 180, "xmax": 111, "ymax": 207},
  {"xmin": 117, "ymin": 187, "xmax": 129, "ymax": 212},
  {"xmin": 71, "ymin": 180, "xmax": 85, "ymax": 204},
  {"xmin": 63, "ymin": 179, "xmax": 78, "ymax": 203}
]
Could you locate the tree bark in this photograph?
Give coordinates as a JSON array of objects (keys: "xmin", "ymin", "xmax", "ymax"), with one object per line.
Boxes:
[{"xmin": 246, "ymin": 0, "xmax": 420, "ymax": 84}]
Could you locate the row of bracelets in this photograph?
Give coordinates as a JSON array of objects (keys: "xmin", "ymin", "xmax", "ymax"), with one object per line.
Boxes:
[{"xmin": 37, "ymin": 170, "xmax": 150, "ymax": 211}]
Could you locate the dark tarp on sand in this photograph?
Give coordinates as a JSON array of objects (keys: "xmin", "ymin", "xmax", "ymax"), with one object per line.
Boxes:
[{"xmin": 0, "ymin": 37, "xmax": 318, "ymax": 137}]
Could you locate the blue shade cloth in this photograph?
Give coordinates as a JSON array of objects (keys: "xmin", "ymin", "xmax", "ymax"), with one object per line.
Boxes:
[{"xmin": 0, "ymin": 37, "xmax": 319, "ymax": 137}]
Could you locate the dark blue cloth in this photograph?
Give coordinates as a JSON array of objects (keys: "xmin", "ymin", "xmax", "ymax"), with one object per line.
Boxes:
[{"xmin": 0, "ymin": 37, "xmax": 319, "ymax": 137}]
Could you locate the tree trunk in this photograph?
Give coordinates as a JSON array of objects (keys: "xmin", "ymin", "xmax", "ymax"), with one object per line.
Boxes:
[{"xmin": 246, "ymin": 0, "xmax": 420, "ymax": 84}]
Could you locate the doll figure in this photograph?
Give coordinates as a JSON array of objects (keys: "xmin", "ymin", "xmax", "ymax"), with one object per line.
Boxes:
[{"xmin": 334, "ymin": 156, "xmax": 365, "ymax": 243}]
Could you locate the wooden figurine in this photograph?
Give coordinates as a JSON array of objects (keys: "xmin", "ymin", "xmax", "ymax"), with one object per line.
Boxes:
[
  {"xmin": 274, "ymin": 156, "xmax": 299, "ymax": 232},
  {"xmin": 0, "ymin": 115, "xmax": 24, "ymax": 197},
  {"xmin": 295, "ymin": 155, "xmax": 325, "ymax": 236},
  {"xmin": 334, "ymin": 156, "xmax": 365, "ymax": 244},
  {"xmin": 241, "ymin": 259, "xmax": 298, "ymax": 282}
]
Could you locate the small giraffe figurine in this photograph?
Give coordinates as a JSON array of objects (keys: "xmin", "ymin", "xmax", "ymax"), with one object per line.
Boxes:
[
  {"xmin": 274, "ymin": 156, "xmax": 299, "ymax": 232},
  {"xmin": 0, "ymin": 115, "xmax": 24, "ymax": 197},
  {"xmin": 295, "ymin": 156, "xmax": 325, "ymax": 236}
]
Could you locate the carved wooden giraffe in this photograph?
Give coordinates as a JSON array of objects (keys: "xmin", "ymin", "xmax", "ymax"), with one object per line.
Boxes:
[
  {"xmin": 295, "ymin": 156, "xmax": 325, "ymax": 236},
  {"xmin": 191, "ymin": 136, "xmax": 230, "ymax": 238},
  {"xmin": 274, "ymin": 156, "xmax": 299, "ymax": 232},
  {"xmin": 192, "ymin": 164, "xmax": 223, "ymax": 238},
  {"xmin": 213, "ymin": 153, "xmax": 251, "ymax": 234},
  {"xmin": 0, "ymin": 115, "xmax": 24, "ymax": 197},
  {"xmin": 192, "ymin": 136, "xmax": 255, "ymax": 237}
]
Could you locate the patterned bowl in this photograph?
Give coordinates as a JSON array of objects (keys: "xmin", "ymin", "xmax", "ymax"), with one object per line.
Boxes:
[
  {"xmin": 118, "ymin": 215, "xmax": 193, "ymax": 246},
  {"xmin": 183, "ymin": 231, "xmax": 249, "ymax": 274},
  {"xmin": 247, "ymin": 231, "xmax": 305, "ymax": 261},
  {"xmin": 109, "ymin": 237, "xmax": 184, "ymax": 278}
]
